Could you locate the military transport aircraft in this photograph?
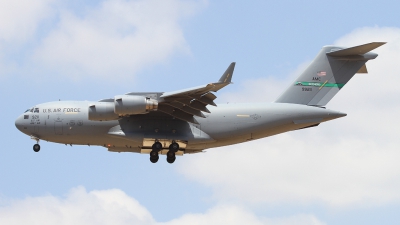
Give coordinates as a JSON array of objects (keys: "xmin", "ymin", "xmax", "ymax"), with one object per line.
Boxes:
[{"xmin": 15, "ymin": 42, "xmax": 385, "ymax": 163}]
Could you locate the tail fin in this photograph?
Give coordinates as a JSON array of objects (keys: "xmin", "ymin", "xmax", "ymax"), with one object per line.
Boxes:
[{"xmin": 275, "ymin": 42, "xmax": 385, "ymax": 106}]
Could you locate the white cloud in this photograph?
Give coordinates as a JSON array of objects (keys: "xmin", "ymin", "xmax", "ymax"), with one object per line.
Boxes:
[
  {"xmin": 0, "ymin": 0, "xmax": 203, "ymax": 80},
  {"xmin": 178, "ymin": 27, "xmax": 400, "ymax": 208},
  {"xmin": 328, "ymin": 27, "xmax": 400, "ymax": 141},
  {"xmin": 0, "ymin": 0, "xmax": 55, "ymax": 77},
  {"xmin": 0, "ymin": 187, "xmax": 325, "ymax": 225},
  {"xmin": 0, "ymin": 187, "xmax": 155, "ymax": 225},
  {"xmin": 32, "ymin": 0, "xmax": 202, "ymax": 80},
  {"xmin": 166, "ymin": 205, "xmax": 325, "ymax": 225},
  {"xmin": 0, "ymin": 0, "xmax": 55, "ymax": 43},
  {"xmin": 263, "ymin": 214, "xmax": 326, "ymax": 225},
  {"xmin": 180, "ymin": 133, "xmax": 400, "ymax": 207}
]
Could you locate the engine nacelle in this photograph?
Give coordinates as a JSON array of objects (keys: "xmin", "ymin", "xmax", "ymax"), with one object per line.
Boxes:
[
  {"xmin": 88, "ymin": 102, "xmax": 119, "ymax": 121},
  {"xmin": 114, "ymin": 95, "xmax": 158, "ymax": 115}
]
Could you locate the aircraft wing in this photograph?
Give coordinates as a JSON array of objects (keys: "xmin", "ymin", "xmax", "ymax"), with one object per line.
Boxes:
[{"xmin": 157, "ymin": 62, "xmax": 235, "ymax": 124}]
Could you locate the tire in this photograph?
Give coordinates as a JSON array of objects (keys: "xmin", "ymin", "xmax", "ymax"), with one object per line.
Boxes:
[
  {"xmin": 166, "ymin": 155, "xmax": 176, "ymax": 164},
  {"xmin": 33, "ymin": 144, "xmax": 40, "ymax": 152},
  {"xmin": 169, "ymin": 142, "xmax": 179, "ymax": 152},
  {"xmin": 150, "ymin": 155, "xmax": 159, "ymax": 163},
  {"xmin": 150, "ymin": 150, "xmax": 158, "ymax": 158},
  {"xmin": 166, "ymin": 151, "xmax": 176, "ymax": 164},
  {"xmin": 152, "ymin": 142, "xmax": 162, "ymax": 151},
  {"xmin": 167, "ymin": 151, "xmax": 175, "ymax": 158}
]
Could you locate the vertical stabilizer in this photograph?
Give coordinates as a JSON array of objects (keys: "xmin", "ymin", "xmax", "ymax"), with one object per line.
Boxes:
[{"xmin": 275, "ymin": 42, "xmax": 385, "ymax": 106}]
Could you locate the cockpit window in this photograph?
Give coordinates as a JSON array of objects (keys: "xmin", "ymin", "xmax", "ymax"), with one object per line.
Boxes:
[
  {"xmin": 24, "ymin": 109, "xmax": 30, "ymax": 113},
  {"xmin": 34, "ymin": 108, "xmax": 39, "ymax": 113},
  {"xmin": 30, "ymin": 108, "xmax": 34, "ymax": 112}
]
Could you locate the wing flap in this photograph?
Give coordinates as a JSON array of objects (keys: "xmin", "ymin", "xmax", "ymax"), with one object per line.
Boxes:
[
  {"xmin": 165, "ymin": 101, "xmax": 206, "ymax": 118},
  {"xmin": 190, "ymin": 94, "xmax": 217, "ymax": 106},
  {"xmin": 158, "ymin": 105, "xmax": 199, "ymax": 124}
]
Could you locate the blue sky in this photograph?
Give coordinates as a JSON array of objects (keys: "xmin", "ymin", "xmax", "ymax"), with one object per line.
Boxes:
[{"xmin": 1, "ymin": 0, "xmax": 400, "ymax": 224}]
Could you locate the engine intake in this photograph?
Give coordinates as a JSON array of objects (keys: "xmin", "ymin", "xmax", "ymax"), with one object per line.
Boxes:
[{"xmin": 88, "ymin": 102, "xmax": 119, "ymax": 121}]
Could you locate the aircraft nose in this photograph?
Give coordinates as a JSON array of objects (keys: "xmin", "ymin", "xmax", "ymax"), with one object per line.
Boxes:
[{"xmin": 15, "ymin": 115, "xmax": 24, "ymax": 132}]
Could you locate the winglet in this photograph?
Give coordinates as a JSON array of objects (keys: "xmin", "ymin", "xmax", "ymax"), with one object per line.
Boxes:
[{"xmin": 218, "ymin": 62, "xmax": 236, "ymax": 83}]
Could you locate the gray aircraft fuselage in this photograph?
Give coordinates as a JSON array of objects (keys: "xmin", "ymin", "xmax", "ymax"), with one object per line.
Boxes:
[{"xmin": 15, "ymin": 101, "xmax": 345, "ymax": 153}]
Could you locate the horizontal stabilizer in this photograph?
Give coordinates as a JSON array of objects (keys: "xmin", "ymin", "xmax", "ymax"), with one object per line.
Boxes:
[{"xmin": 327, "ymin": 42, "xmax": 386, "ymax": 56}]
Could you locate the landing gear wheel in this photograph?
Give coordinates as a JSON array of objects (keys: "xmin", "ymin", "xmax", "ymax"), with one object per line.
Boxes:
[
  {"xmin": 150, "ymin": 141, "xmax": 162, "ymax": 163},
  {"xmin": 150, "ymin": 155, "xmax": 159, "ymax": 163},
  {"xmin": 150, "ymin": 150, "xmax": 159, "ymax": 158},
  {"xmin": 150, "ymin": 150, "xmax": 159, "ymax": 163},
  {"xmin": 152, "ymin": 141, "xmax": 162, "ymax": 151},
  {"xmin": 166, "ymin": 151, "xmax": 176, "ymax": 164},
  {"xmin": 33, "ymin": 144, "xmax": 40, "ymax": 152},
  {"xmin": 169, "ymin": 142, "xmax": 179, "ymax": 152}
]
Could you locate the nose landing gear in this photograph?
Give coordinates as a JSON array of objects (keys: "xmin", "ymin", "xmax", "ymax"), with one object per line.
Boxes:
[
  {"xmin": 31, "ymin": 136, "xmax": 40, "ymax": 152},
  {"xmin": 33, "ymin": 144, "xmax": 40, "ymax": 152}
]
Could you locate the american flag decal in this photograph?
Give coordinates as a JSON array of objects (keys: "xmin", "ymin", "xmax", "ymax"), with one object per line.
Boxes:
[{"xmin": 317, "ymin": 71, "xmax": 326, "ymax": 76}]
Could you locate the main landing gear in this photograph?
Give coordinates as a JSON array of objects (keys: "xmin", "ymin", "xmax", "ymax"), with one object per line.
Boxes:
[
  {"xmin": 167, "ymin": 142, "xmax": 179, "ymax": 164},
  {"xmin": 150, "ymin": 141, "xmax": 162, "ymax": 163},
  {"xmin": 149, "ymin": 141, "xmax": 179, "ymax": 164}
]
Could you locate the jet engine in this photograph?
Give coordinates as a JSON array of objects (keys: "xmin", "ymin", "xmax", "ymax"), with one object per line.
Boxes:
[
  {"xmin": 88, "ymin": 95, "xmax": 158, "ymax": 121},
  {"xmin": 114, "ymin": 95, "xmax": 158, "ymax": 115}
]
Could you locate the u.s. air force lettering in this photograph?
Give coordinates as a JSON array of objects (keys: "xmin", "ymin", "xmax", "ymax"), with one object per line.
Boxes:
[{"xmin": 43, "ymin": 108, "xmax": 81, "ymax": 113}]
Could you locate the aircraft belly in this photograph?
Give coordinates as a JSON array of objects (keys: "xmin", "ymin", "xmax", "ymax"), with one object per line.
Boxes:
[
  {"xmin": 193, "ymin": 122, "xmax": 315, "ymax": 150},
  {"xmin": 106, "ymin": 115, "xmax": 215, "ymax": 152}
]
